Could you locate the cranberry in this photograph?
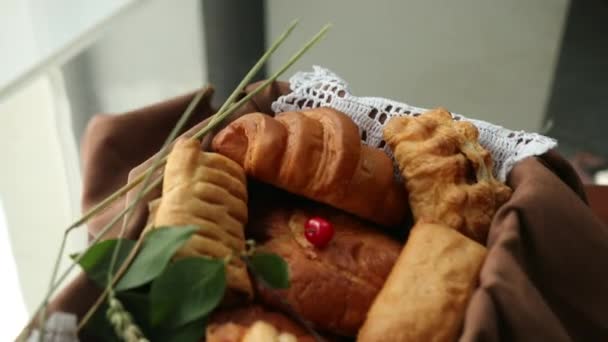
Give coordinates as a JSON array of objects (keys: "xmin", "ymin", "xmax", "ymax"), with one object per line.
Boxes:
[{"xmin": 304, "ymin": 217, "xmax": 334, "ymax": 248}]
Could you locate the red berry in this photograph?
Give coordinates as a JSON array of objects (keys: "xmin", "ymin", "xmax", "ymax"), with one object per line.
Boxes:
[{"xmin": 304, "ymin": 217, "xmax": 334, "ymax": 248}]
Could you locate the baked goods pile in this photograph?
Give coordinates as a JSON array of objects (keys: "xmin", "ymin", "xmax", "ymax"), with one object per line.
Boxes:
[{"xmin": 150, "ymin": 106, "xmax": 511, "ymax": 341}]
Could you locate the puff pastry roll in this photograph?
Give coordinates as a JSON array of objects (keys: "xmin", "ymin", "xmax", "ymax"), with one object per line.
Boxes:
[{"xmin": 154, "ymin": 138, "xmax": 252, "ymax": 296}]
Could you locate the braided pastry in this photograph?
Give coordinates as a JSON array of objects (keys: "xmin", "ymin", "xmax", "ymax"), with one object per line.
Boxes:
[{"xmin": 153, "ymin": 138, "xmax": 252, "ymax": 296}]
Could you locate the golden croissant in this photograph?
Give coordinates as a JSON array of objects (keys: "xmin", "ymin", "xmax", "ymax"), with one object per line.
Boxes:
[
  {"xmin": 153, "ymin": 138, "xmax": 252, "ymax": 296},
  {"xmin": 211, "ymin": 107, "xmax": 408, "ymax": 227},
  {"xmin": 384, "ymin": 108, "xmax": 512, "ymax": 242}
]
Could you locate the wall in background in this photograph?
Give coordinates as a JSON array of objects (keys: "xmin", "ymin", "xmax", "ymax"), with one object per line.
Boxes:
[
  {"xmin": 0, "ymin": 74, "xmax": 84, "ymax": 317},
  {"xmin": 0, "ymin": 198, "xmax": 29, "ymax": 340},
  {"xmin": 62, "ymin": 0, "xmax": 207, "ymax": 144},
  {"xmin": 266, "ymin": 0, "xmax": 569, "ymax": 132},
  {"xmin": 0, "ymin": 0, "xmax": 207, "ymax": 321}
]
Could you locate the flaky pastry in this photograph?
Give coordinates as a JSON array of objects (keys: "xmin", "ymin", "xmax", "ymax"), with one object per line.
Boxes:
[{"xmin": 384, "ymin": 108, "xmax": 512, "ymax": 242}]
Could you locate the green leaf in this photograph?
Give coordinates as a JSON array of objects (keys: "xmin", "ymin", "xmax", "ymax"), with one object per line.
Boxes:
[
  {"xmin": 73, "ymin": 239, "xmax": 135, "ymax": 288},
  {"xmin": 116, "ymin": 226, "xmax": 198, "ymax": 291},
  {"xmin": 154, "ymin": 317, "xmax": 206, "ymax": 342},
  {"xmin": 149, "ymin": 257, "xmax": 226, "ymax": 328},
  {"xmin": 248, "ymin": 253, "xmax": 290, "ymax": 289},
  {"xmin": 81, "ymin": 300, "xmax": 120, "ymax": 342},
  {"xmin": 118, "ymin": 291, "xmax": 151, "ymax": 333}
]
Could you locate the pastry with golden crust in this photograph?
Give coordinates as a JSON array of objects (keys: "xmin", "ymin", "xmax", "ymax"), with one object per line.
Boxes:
[
  {"xmin": 358, "ymin": 220, "xmax": 487, "ymax": 342},
  {"xmin": 153, "ymin": 138, "xmax": 252, "ymax": 296},
  {"xmin": 211, "ymin": 108, "xmax": 408, "ymax": 227},
  {"xmin": 383, "ymin": 108, "xmax": 512, "ymax": 242}
]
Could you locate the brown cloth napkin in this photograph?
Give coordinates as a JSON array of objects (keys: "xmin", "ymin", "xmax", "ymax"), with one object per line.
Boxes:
[{"xmin": 49, "ymin": 82, "xmax": 608, "ymax": 341}]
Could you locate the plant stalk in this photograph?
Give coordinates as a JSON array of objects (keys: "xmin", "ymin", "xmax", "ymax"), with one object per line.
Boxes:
[
  {"xmin": 35, "ymin": 88, "xmax": 207, "ymax": 341},
  {"xmin": 216, "ymin": 18, "xmax": 298, "ymax": 116},
  {"xmin": 28, "ymin": 20, "xmax": 308, "ymax": 337},
  {"xmin": 105, "ymin": 87, "xmax": 205, "ymax": 284},
  {"xmin": 76, "ymin": 23, "xmax": 331, "ymax": 332},
  {"xmin": 22, "ymin": 20, "xmax": 331, "ymax": 341}
]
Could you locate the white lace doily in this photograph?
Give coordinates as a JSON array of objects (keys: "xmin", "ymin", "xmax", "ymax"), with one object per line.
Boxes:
[{"xmin": 271, "ymin": 66, "xmax": 557, "ymax": 181}]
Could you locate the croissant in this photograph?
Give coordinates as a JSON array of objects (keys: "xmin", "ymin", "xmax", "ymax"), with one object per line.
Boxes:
[
  {"xmin": 383, "ymin": 108, "xmax": 511, "ymax": 242},
  {"xmin": 358, "ymin": 220, "xmax": 487, "ymax": 342},
  {"xmin": 211, "ymin": 108, "xmax": 407, "ymax": 227},
  {"xmin": 153, "ymin": 138, "xmax": 252, "ymax": 296}
]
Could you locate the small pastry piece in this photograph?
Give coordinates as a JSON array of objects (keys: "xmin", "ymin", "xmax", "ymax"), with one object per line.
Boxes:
[
  {"xmin": 206, "ymin": 305, "xmax": 315, "ymax": 342},
  {"xmin": 247, "ymin": 188, "xmax": 402, "ymax": 336},
  {"xmin": 384, "ymin": 108, "xmax": 512, "ymax": 242},
  {"xmin": 153, "ymin": 138, "xmax": 252, "ymax": 296},
  {"xmin": 358, "ymin": 221, "xmax": 487, "ymax": 342},
  {"xmin": 211, "ymin": 108, "xmax": 408, "ymax": 227},
  {"xmin": 242, "ymin": 321, "xmax": 297, "ymax": 342}
]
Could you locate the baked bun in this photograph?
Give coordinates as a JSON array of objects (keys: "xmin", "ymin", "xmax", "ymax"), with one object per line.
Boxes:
[{"xmin": 247, "ymin": 184, "xmax": 403, "ymax": 336}]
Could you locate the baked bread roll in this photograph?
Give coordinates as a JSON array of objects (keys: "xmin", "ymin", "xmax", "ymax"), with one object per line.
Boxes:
[
  {"xmin": 246, "ymin": 186, "xmax": 402, "ymax": 336},
  {"xmin": 206, "ymin": 305, "xmax": 315, "ymax": 342},
  {"xmin": 358, "ymin": 221, "xmax": 487, "ymax": 342},
  {"xmin": 211, "ymin": 107, "xmax": 407, "ymax": 227},
  {"xmin": 153, "ymin": 138, "xmax": 252, "ymax": 296},
  {"xmin": 384, "ymin": 108, "xmax": 511, "ymax": 242}
]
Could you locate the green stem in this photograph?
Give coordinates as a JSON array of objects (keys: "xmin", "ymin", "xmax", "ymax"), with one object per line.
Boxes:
[
  {"xmin": 97, "ymin": 79, "xmax": 205, "ymax": 342},
  {"xmin": 105, "ymin": 88, "xmax": 205, "ymax": 284},
  {"xmin": 77, "ymin": 23, "xmax": 331, "ymax": 332},
  {"xmin": 216, "ymin": 19, "xmax": 299, "ymax": 115},
  {"xmin": 35, "ymin": 89, "xmax": 206, "ymax": 340},
  {"xmin": 21, "ymin": 20, "xmax": 331, "ymax": 341},
  {"xmin": 193, "ymin": 23, "xmax": 332, "ymax": 141},
  {"xmin": 56, "ymin": 19, "xmax": 301, "ymax": 238},
  {"xmin": 35, "ymin": 228, "xmax": 68, "ymax": 341},
  {"xmin": 78, "ymin": 226, "xmax": 146, "ymax": 331},
  {"xmin": 24, "ymin": 178, "xmax": 162, "ymax": 342}
]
